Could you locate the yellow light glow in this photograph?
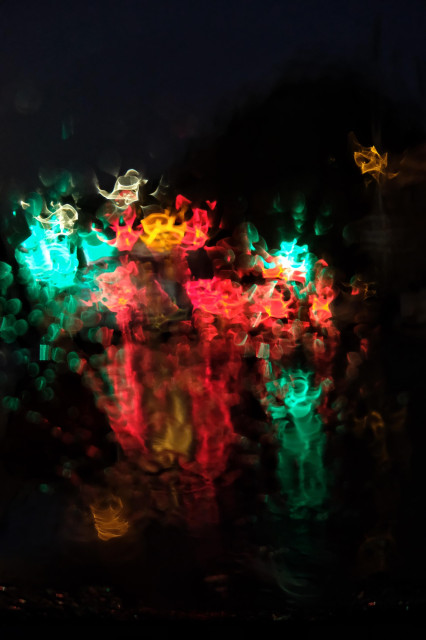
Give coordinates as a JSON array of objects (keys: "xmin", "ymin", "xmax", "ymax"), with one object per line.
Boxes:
[
  {"xmin": 140, "ymin": 212, "xmax": 186, "ymax": 252},
  {"xmin": 90, "ymin": 495, "xmax": 129, "ymax": 541},
  {"xmin": 149, "ymin": 388, "xmax": 193, "ymax": 466},
  {"xmin": 350, "ymin": 133, "xmax": 398, "ymax": 182}
]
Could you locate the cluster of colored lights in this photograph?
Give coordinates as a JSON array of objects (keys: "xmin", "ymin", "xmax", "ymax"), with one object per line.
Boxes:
[{"xmin": 1, "ymin": 154, "xmax": 383, "ymax": 540}]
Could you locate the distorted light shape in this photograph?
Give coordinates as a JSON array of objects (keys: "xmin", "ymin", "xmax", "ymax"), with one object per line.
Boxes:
[
  {"xmin": 97, "ymin": 169, "xmax": 147, "ymax": 207},
  {"xmin": 140, "ymin": 212, "xmax": 186, "ymax": 252},
  {"xmin": 0, "ymin": 314, "xmax": 17, "ymax": 343},
  {"xmin": 15, "ymin": 219, "xmax": 78, "ymax": 288},
  {"xmin": 22, "ymin": 192, "xmax": 43, "ymax": 217},
  {"xmin": 264, "ymin": 369, "xmax": 329, "ymax": 517},
  {"xmin": 175, "ymin": 194, "xmax": 192, "ymax": 212},
  {"xmin": 283, "ymin": 370, "xmax": 322, "ymax": 420},
  {"xmin": 232, "ymin": 221, "xmax": 259, "ymax": 250},
  {"xmin": 271, "ymin": 194, "xmax": 284, "ymax": 214},
  {"xmin": 354, "ymin": 146, "xmax": 387, "ymax": 179},
  {"xmin": 0, "ymin": 262, "xmax": 14, "ymax": 294},
  {"xmin": 349, "ymin": 275, "xmax": 376, "ymax": 299},
  {"xmin": 351, "ymin": 133, "xmax": 397, "ymax": 182},
  {"xmin": 185, "ymin": 277, "xmax": 246, "ymax": 320},
  {"xmin": 249, "ymin": 281, "xmax": 294, "ymax": 319},
  {"xmin": 14, "ymin": 318, "xmax": 28, "ymax": 336},
  {"xmin": 2, "ymin": 396, "xmax": 20, "ymax": 411},
  {"xmin": 94, "ymin": 212, "xmax": 143, "ymax": 252},
  {"xmin": 51, "ymin": 346, "xmax": 66, "ymax": 362},
  {"xmin": 260, "ymin": 238, "xmax": 313, "ymax": 283},
  {"xmin": 190, "ymin": 373, "xmax": 237, "ymax": 480},
  {"xmin": 90, "ymin": 495, "xmax": 129, "ymax": 541},
  {"xmin": 292, "ymin": 193, "xmax": 306, "ymax": 215},
  {"xmin": 79, "ymin": 228, "xmax": 118, "ymax": 263},
  {"xmin": 95, "ymin": 260, "xmax": 139, "ymax": 313},
  {"xmin": 88, "ymin": 342, "xmax": 147, "ymax": 453},
  {"xmin": 181, "ymin": 208, "xmax": 210, "ymax": 250},
  {"xmin": 150, "ymin": 387, "xmax": 193, "ymax": 467},
  {"xmin": 314, "ymin": 210, "xmax": 333, "ymax": 236},
  {"xmin": 0, "ymin": 262, "xmax": 13, "ymax": 279},
  {"xmin": 28, "ymin": 362, "xmax": 39, "ymax": 377},
  {"xmin": 67, "ymin": 351, "xmax": 83, "ymax": 373},
  {"xmin": 35, "ymin": 202, "xmax": 78, "ymax": 235},
  {"xmin": 26, "ymin": 410, "xmax": 42, "ymax": 424},
  {"xmin": 5, "ymin": 298, "xmax": 22, "ymax": 315},
  {"xmin": 292, "ymin": 195, "xmax": 306, "ymax": 233},
  {"xmin": 308, "ymin": 265, "xmax": 336, "ymax": 327},
  {"xmin": 278, "ymin": 239, "xmax": 311, "ymax": 272},
  {"xmin": 39, "ymin": 344, "xmax": 51, "ymax": 360}
]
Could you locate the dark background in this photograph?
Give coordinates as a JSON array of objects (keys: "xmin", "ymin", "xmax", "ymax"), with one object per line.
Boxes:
[{"xmin": 1, "ymin": 0, "xmax": 426, "ymax": 197}]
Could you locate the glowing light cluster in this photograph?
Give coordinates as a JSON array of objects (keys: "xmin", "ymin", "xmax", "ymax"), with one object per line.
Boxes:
[
  {"xmin": 6, "ymin": 166, "xmax": 363, "ymax": 531},
  {"xmin": 15, "ymin": 218, "xmax": 79, "ymax": 288},
  {"xmin": 264, "ymin": 369, "xmax": 329, "ymax": 516}
]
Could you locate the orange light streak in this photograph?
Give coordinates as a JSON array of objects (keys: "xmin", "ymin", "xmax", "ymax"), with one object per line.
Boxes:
[{"xmin": 90, "ymin": 495, "xmax": 129, "ymax": 541}]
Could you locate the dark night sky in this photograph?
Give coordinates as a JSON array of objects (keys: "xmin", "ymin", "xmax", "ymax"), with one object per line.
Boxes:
[{"xmin": 0, "ymin": 0, "xmax": 426, "ymax": 198}]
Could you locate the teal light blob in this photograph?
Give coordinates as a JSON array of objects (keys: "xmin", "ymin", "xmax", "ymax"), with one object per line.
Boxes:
[
  {"xmin": 28, "ymin": 362, "xmax": 40, "ymax": 377},
  {"xmin": 16, "ymin": 217, "xmax": 79, "ymax": 289},
  {"xmin": 67, "ymin": 351, "xmax": 81, "ymax": 372},
  {"xmin": 2, "ymin": 396, "xmax": 20, "ymax": 410},
  {"xmin": 52, "ymin": 347, "xmax": 66, "ymax": 363},
  {"xmin": 35, "ymin": 376, "xmax": 46, "ymax": 391},
  {"xmin": 5, "ymin": 298, "xmax": 22, "ymax": 315},
  {"xmin": 40, "ymin": 387, "xmax": 55, "ymax": 402},
  {"xmin": 265, "ymin": 367, "xmax": 328, "ymax": 518},
  {"xmin": 26, "ymin": 410, "xmax": 42, "ymax": 424},
  {"xmin": 46, "ymin": 323, "xmax": 61, "ymax": 341},
  {"xmin": 0, "ymin": 262, "xmax": 12, "ymax": 280},
  {"xmin": 44, "ymin": 368, "xmax": 56, "ymax": 383},
  {"xmin": 28, "ymin": 309, "xmax": 44, "ymax": 326},
  {"xmin": 14, "ymin": 319, "xmax": 28, "ymax": 336},
  {"xmin": 0, "ymin": 315, "xmax": 16, "ymax": 343},
  {"xmin": 79, "ymin": 230, "xmax": 117, "ymax": 263}
]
